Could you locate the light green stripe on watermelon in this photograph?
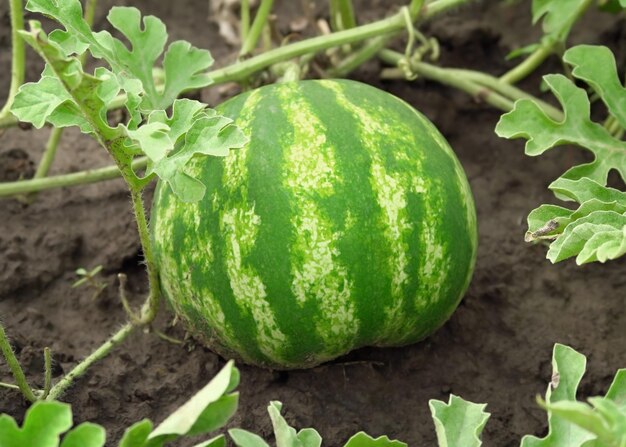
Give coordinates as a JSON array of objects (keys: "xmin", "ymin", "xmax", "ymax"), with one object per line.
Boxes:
[
  {"xmin": 276, "ymin": 83, "xmax": 358, "ymax": 356},
  {"xmin": 319, "ymin": 80, "xmax": 428, "ymax": 341},
  {"xmin": 216, "ymin": 88, "xmax": 290, "ymax": 364},
  {"xmin": 296, "ymin": 82, "xmax": 394, "ymax": 346}
]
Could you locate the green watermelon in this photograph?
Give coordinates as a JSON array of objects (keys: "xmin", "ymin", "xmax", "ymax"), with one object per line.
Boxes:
[{"xmin": 151, "ymin": 79, "xmax": 477, "ymax": 369}]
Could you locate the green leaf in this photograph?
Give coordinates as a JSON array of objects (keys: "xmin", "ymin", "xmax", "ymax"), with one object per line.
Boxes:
[
  {"xmin": 265, "ymin": 401, "xmax": 324, "ymax": 447},
  {"xmin": 60, "ymin": 423, "xmax": 106, "ymax": 447},
  {"xmin": 598, "ymin": 0, "xmax": 626, "ymax": 13},
  {"xmin": 25, "ymin": 0, "xmax": 213, "ymax": 112},
  {"xmin": 297, "ymin": 429, "xmax": 323, "ymax": 447},
  {"xmin": 546, "ymin": 214, "xmax": 626, "ymax": 264},
  {"xmin": 157, "ymin": 40, "xmax": 214, "ymax": 109},
  {"xmin": 496, "ymin": 45, "xmax": 626, "ymax": 264},
  {"xmin": 102, "ymin": 6, "xmax": 166, "ymax": 109},
  {"xmin": 496, "ymin": 73, "xmax": 626, "ymax": 186},
  {"xmin": 532, "ymin": 0, "xmax": 589, "ymax": 37},
  {"xmin": 606, "ymin": 370, "xmax": 626, "ymax": 407},
  {"xmin": 429, "ymin": 395, "xmax": 489, "ymax": 447},
  {"xmin": 268, "ymin": 401, "xmax": 301, "ymax": 447},
  {"xmin": 564, "ymin": 45, "xmax": 626, "ymax": 129},
  {"xmin": 229, "ymin": 429, "xmax": 271, "ymax": 447},
  {"xmin": 191, "ymin": 435, "xmax": 227, "ymax": 447},
  {"xmin": 147, "ymin": 103, "xmax": 249, "ymax": 202},
  {"xmin": 521, "ymin": 344, "xmax": 595, "ymax": 447},
  {"xmin": 525, "ymin": 178, "xmax": 626, "ymax": 264},
  {"xmin": 12, "ymin": 76, "xmax": 71, "ymax": 128},
  {"xmin": 49, "ymin": 29, "xmax": 89, "ymax": 55},
  {"xmin": 0, "ymin": 401, "xmax": 72, "ymax": 447},
  {"xmin": 343, "ymin": 432, "xmax": 407, "ymax": 447},
  {"xmin": 12, "ymin": 20, "xmax": 118, "ymax": 139},
  {"xmin": 126, "ymin": 122, "xmax": 174, "ymax": 163},
  {"xmin": 538, "ymin": 370, "xmax": 626, "ymax": 447},
  {"xmin": 186, "ymin": 394, "xmax": 240, "ymax": 437},
  {"xmin": 146, "ymin": 361, "xmax": 239, "ymax": 445},
  {"xmin": 118, "ymin": 420, "xmax": 152, "ymax": 447}
]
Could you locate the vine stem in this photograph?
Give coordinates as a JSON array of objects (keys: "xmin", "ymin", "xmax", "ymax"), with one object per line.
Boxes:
[
  {"xmin": 0, "ymin": 157, "xmax": 148, "ymax": 198},
  {"xmin": 499, "ymin": 0, "xmax": 594, "ymax": 85},
  {"xmin": 0, "ymin": 0, "xmax": 25, "ymax": 120},
  {"xmin": 330, "ymin": 0, "xmax": 357, "ymax": 31},
  {"xmin": 126, "ymin": 184, "xmax": 161, "ymax": 324},
  {"xmin": 0, "ymin": 0, "xmax": 467, "ymax": 130},
  {"xmin": 212, "ymin": 0, "xmax": 435, "ymax": 83},
  {"xmin": 0, "ymin": 322, "xmax": 37, "ymax": 402},
  {"xmin": 328, "ymin": 35, "xmax": 389, "ymax": 77},
  {"xmin": 499, "ymin": 45, "xmax": 553, "ymax": 85},
  {"xmin": 44, "ymin": 179, "xmax": 160, "ymax": 399},
  {"xmin": 379, "ymin": 49, "xmax": 564, "ymax": 120},
  {"xmin": 239, "ymin": 0, "xmax": 274, "ymax": 57},
  {"xmin": 46, "ymin": 323, "xmax": 135, "ymax": 400},
  {"xmin": 240, "ymin": 0, "xmax": 250, "ymax": 43},
  {"xmin": 41, "ymin": 347, "xmax": 52, "ymax": 399}
]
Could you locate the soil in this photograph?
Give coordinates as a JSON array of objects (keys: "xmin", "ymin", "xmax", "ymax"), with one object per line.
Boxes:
[{"xmin": 1, "ymin": 1, "xmax": 625, "ymax": 446}]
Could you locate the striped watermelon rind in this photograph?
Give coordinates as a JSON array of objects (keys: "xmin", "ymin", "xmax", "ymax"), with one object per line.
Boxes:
[{"xmin": 151, "ymin": 79, "xmax": 477, "ymax": 369}]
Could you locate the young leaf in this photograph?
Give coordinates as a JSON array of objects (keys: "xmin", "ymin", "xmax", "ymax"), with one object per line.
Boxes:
[
  {"xmin": 191, "ymin": 434, "xmax": 227, "ymax": 447},
  {"xmin": 565, "ymin": 45, "xmax": 626, "ymax": 128},
  {"xmin": 343, "ymin": 432, "xmax": 407, "ymax": 447},
  {"xmin": 118, "ymin": 420, "xmax": 153, "ymax": 447},
  {"xmin": 25, "ymin": 0, "xmax": 214, "ymax": 111},
  {"xmin": 12, "ymin": 76, "xmax": 72, "ymax": 129},
  {"xmin": 146, "ymin": 361, "xmax": 239, "ymax": 445},
  {"xmin": 268, "ymin": 401, "xmax": 304, "ymax": 447},
  {"xmin": 145, "ymin": 104, "xmax": 249, "ymax": 202},
  {"xmin": 60, "ymin": 423, "xmax": 106, "ymax": 447},
  {"xmin": 496, "ymin": 73, "xmax": 626, "ymax": 186},
  {"xmin": 229, "ymin": 428, "xmax": 271, "ymax": 447},
  {"xmin": 0, "ymin": 401, "xmax": 72, "ymax": 447},
  {"xmin": 520, "ymin": 344, "xmax": 595, "ymax": 447},
  {"xmin": 496, "ymin": 44, "xmax": 626, "ymax": 264},
  {"xmin": 429, "ymin": 395, "xmax": 489, "ymax": 447},
  {"xmin": 532, "ymin": 0, "xmax": 589, "ymax": 37},
  {"xmin": 158, "ymin": 40, "xmax": 214, "ymax": 109},
  {"xmin": 538, "ymin": 370, "xmax": 626, "ymax": 446}
]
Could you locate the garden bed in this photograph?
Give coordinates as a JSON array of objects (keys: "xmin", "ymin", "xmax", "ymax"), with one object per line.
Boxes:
[{"xmin": 0, "ymin": 0, "xmax": 624, "ymax": 445}]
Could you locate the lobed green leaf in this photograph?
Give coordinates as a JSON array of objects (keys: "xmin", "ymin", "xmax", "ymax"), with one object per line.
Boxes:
[
  {"xmin": 0, "ymin": 401, "xmax": 72, "ymax": 447},
  {"xmin": 144, "ymin": 101, "xmax": 248, "ymax": 202},
  {"xmin": 342, "ymin": 433, "xmax": 406, "ymax": 447},
  {"xmin": 532, "ymin": 0, "xmax": 589, "ymax": 37},
  {"xmin": 59, "ymin": 423, "xmax": 105, "ymax": 447},
  {"xmin": 521, "ymin": 344, "xmax": 595, "ymax": 447},
  {"xmin": 26, "ymin": 0, "xmax": 213, "ymax": 112},
  {"xmin": 429, "ymin": 395, "xmax": 489, "ymax": 447},
  {"xmin": 496, "ymin": 45, "xmax": 626, "ymax": 264}
]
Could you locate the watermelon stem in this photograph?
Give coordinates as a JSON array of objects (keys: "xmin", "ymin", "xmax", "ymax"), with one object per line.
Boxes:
[
  {"xmin": 0, "ymin": 322, "xmax": 38, "ymax": 402},
  {"xmin": 46, "ymin": 323, "xmax": 136, "ymax": 400},
  {"xmin": 0, "ymin": 0, "xmax": 25, "ymax": 124},
  {"xmin": 240, "ymin": 0, "xmax": 251, "ymax": 43},
  {"xmin": 379, "ymin": 49, "xmax": 564, "ymax": 121}
]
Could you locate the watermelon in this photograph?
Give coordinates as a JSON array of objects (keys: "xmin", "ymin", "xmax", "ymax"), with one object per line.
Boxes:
[{"xmin": 151, "ymin": 79, "xmax": 477, "ymax": 369}]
